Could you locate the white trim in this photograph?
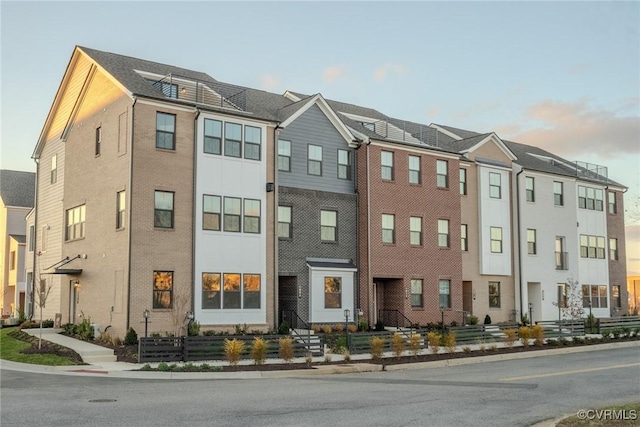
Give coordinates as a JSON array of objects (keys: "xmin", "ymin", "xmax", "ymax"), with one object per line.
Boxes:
[
  {"xmin": 369, "ymin": 139, "xmax": 460, "ymax": 160},
  {"xmin": 283, "ymin": 90, "xmax": 301, "ymax": 102},
  {"xmin": 136, "ymin": 98, "xmax": 198, "ymax": 113},
  {"xmin": 464, "ymin": 133, "xmax": 517, "ymax": 161}
]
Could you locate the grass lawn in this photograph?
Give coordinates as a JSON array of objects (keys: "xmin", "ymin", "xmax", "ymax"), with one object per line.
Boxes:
[
  {"xmin": 0, "ymin": 327, "xmax": 83, "ymax": 366},
  {"xmin": 558, "ymin": 402, "xmax": 640, "ymax": 427}
]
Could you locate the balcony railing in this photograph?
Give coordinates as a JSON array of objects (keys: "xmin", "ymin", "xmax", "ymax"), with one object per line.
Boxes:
[
  {"xmin": 555, "ymin": 251, "xmax": 568, "ymax": 270},
  {"xmin": 365, "ymin": 119, "xmax": 432, "ymax": 145},
  {"xmin": 150, "ymin": 74, "xmax": 247, "ymax": 111}
]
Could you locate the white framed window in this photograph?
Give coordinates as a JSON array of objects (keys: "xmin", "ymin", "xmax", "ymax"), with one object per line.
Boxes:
[
  {"xmin": 410, "ymin": 216, "xmax": 422, "ymax": 246},
  {"xmin": 243, "ymin": 274, "xmax": 261, "ymax": 309},
  {"xmin": 223, "ymin": 197, "xmax": 241, "ymax": 232},
  {"xmin": 527, "ymin": 229, "xmax": 536, "ymax": 255},
  {"xmin": 490, "ymin": 227, "xmax": 502, "ymax": 253},
  {"xmin": 278, "ymin": 206, "xmax": 292, "ymax": 239},
  {"xmin": 489, "ymin": 172, "xmax": 501, "ymax": 199},
  {"xmin": 439, "ymin": 279, "xmax": 451, "ymax": 308},
  {"xmin": 409, "ymin": 155, "xmax": 421, "ymax": 184},
  {"xmin": 244, "ymin": 125, "xmax": 261, "ymax": 160},
  {"xmin": 320, "ymin": 210, "xmax": 337, "ymax": 242},
  {"xmin": 223, "ymin": 273, "xmax": 241, "ymax": 309},
  {"xmin": 525, "ymin": 177, "xmax": 535, "ymax": 202},
  {"xmin": 116, "ymin": 191, "xmax": 126, "ymax": 230},
  {"xmin": 278, "ymin": 139, "xmax": 291, "ymax": 172},
  {"xmin": 608, "ymin": 192, "xmax": 617, "ymax": 214},
  {"xmin": 202, "ymin": 272, "xmax": 221, "ymax": 309},
  {"xmin": 224, "ymin": 122, "xmax": 242, "ymax": 158},
  {"xmin": 324, "ymin": 277, "xmax": 342, "ymax": 308},
  {"xmin": 51, "ymin": 154, "xmax": 57, "ymax": 184},
  {"xmin": 459, "ymin": 168, "xmax": 467, "ymax": 195},
  {"xmin": 382, "ymin": 214, "xmax": 395, "ymax": 244},
  {"xmin": 411, "ymin": 279, "xmax": 423, "ymax": 307},
  {"xmin": 95, "ymin": 126, "xmax": 102, "ymax": 156},
  {"xmin": 203, "ymin": 195, "xmax": 221, "ymax": 231},
  {"xmin": 582, "ymin": 284, "xmax": 607, "ymax": 308},
  {"xmin": 243, "ymin": 199, "xmax": 261, "ymax": 234},
  {"xmin": 154, "ymin": 191, "xmax": 174, "ymax": 228},
  {"xmin": 204, "ymin": 119, "xmax": 222, "ymax": 155},
  {"xmin": 436, "ymin": 160, "xmax": 448, "ymax": 188},
  {"xmin": 554, "ymin": 181, "xmax": 564, "ymax": 206},
  {"xmin": 338, "ymin": 149, "xmax": 351, "ymax": 180},
  {"xmin": 437, "ymin": 219, "xmax": 449, "ymax": 248},
  {"xmin": 489, "ymin": 282, "xmax": 501, "ymax": 308},
  {"xmin": 609, "ymin": 238, "xmax": 618, "ymax": 260},
  {"xmin": 308, "ymin": 144, "xmax": 323, "ymax": 176},
  {"xmin": 461, "ymin": 224, "xmax": 468, "ymax": 251},
  {"xmin": 65, "ymin": 205, "xmax": 86, "ymax": 241},
  {"xmin": 381, "ymin": 151, "xmax": 394, "ymax": 180},
  {"xmin": 156, "ymin": 112, "xmax": 176, "ymax": 150}
]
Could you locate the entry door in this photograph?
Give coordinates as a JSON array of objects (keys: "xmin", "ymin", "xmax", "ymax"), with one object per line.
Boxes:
[
  {"xmin": 372, "ymin": 282, "xmax": 378, "ymax": 324},
  {"xmin": 69, "ymin": 281, "xmax": 77, "ymax": 323},
  {"xmin": 462, "ymin": 281, "xmax": 473, "ymax": 316}
]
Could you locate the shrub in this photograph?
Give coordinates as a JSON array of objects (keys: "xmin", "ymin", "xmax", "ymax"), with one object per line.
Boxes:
[
  {"xmin": 518, "ymin": 326, "xmax": 531, "ymax": 347},
  {"xmin": 621, "ymin": 327, "xmax": 630, "ymax": 337},
  {"xmin": 392, "ymin": 333, "xmax": 405, "ymax": 358},
  {"xmin": 427, "ymin": 331, "xmax": 441, "ymax": 354},
  {"xmin": 62, "ymin": 323, "xmax": 77, "ymax": 335},
  {"xmin": 531, "ymin": 325, "xmax": 545, "ymax": 347},
  {"xmin": 75, "ymin": 318, "xmax": 94, "ymax": 341},
  {"xmin": 224, "ymin": 338, "xmax": 245, "ymax": 365},
  {"xmin": 322, "ymin": 324, "xmax": 333, "ymax": 334},
  {"xmin": 370, "ymin": 336, "xmax": 385, "ymax": 360},
  {"xmin": 520, "ymin": 313, "xmax": 529, "ymax": 326},
  {"xmin": 443, "ymin": 333, "xmax": 456, "ymax": 354},
  {"xmin": 347, "ymin": 324, "xmax": 358, "ymax": 333},
  {"xmin": 375, "ymin": 320, "xmax": 385, "ymax": 331},
  {"xmin": 278, "ymin": 337, "xmax": 294, "ymax": 363},
  {"xmin": 358, "ymin": 318, "xmax": 369, "ymax": 332},
  {"xmin": 468, "ymin": 315, "xmax": 479, "ymax": 325},
  {"xmin": 409, "ymin": 333, "xmax": 422, "ymax": 356},
  {"xmin": 111, "ymin": 335, "xmax": 123, "ymax": 346},
  {"xmin": 124, "ymin": 327, "xmax": 138, "ymax": 346},
  {"xmin": 188, "ymin": 321, "xmax": 200, "ymax": 337},
  {"xmin": 558, "ymin": 337, "xmax": 569, "ymax": 346},
  {"xmin": 450, "ymin": 321, "xmax": 458, "ymax": 327},
  {"xmin": 250, "ymin": 337, "xmax": 268, "ymax": 365},
  {"xmin": 462, "ymin": 346, "xmax": 472, "ymax": 354},
  {"xmin": 585, "ymin": 313, "xmax": 597, "ymax": 334},
  {"xmin": 489, "ymin": 343, "xmax": 498, "ymax": 351},
  {"xmin": 343, "ymin": 351, "xmax": 351, "ymax": 362},
  {"xmin": 278, "ymin": 320, "xmax": 290, "ymax": 335},
  {"xmin": 324, "ymin": 354, "xmax": 332, "ymax": 363},
  {"xmin": 612, "ymin": 329, "xmax": 621, "ymax": 339},
  {"xmin": 157, "ymin": 362, "xmax": 169, "ymax": 372},
  {"xmin": 483, "ymin": 315, "xmax": 492, "ymax": 325},
  {"xmin": 478, "ymin": 341, "xmax": 487, "ymax": 352},
  {"xmin": 311, "ymin": 325, "xmax": 321, "ymax": 334},
  {"xmin": 503, "ymin": 328, "xmax": 517, "ymax": 348},
  {"xmin": 234, "ymin": 323, "xmax": 249, "ymax": 335},
  {"xmin": 334, "ymin": 323, "xmax": 344, "ymax": 333}
]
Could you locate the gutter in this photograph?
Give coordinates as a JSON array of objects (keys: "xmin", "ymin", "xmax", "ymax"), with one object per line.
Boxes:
[
  {"xmin": 191, "ymin": 108, "xmax": 201, "ymax": 318},
  {"xmin": 515, "ymin": 167, "xmax": 524, "ymax": 322},
  {"xmin": 30, "ymin": 158, "xmax": 40, "ymax": 319},
  {"xmin": 125, "ymin": 98, "xmax": 137, "ymax": 331},
  {"xmin": 274, "ymin": 123, "xmax": 282, "ymax": 329},
  {"xmin": 366, "ymin": 138, "xmax": 372, "ymax": 325}
]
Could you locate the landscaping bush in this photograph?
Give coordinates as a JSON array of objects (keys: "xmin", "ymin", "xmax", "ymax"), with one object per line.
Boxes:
[
  {"xmin": 187, "ymin": 321, "xmax": 200, "ymax": 337},
  {"xmin": 250, "ymin": 336, "xmax": 268, "ymax": 365},
  {"xmin": 484, "ymin": 315, "xmax": 492, "ymax": 325},
  {"xmin": 224, "ymin": 338, "xmax": 245, "ymax": 365},
  {"xmin": 375, "ymin": 320, "xmax": 385, "ymax": 331},
  {"xmin": 409, "ymin": 333, "xmax": 422, "ymax": 356},
  {"xmin": 468, "ymin": 315, "xmax": 479, "ymax": 325},
  {"xmin": 392, "ymin": 333, "xmax": 405, "ymax": 358},
  {"xmin": 278, "ymin": 320, "xmax": 289, "ymax": 335},
  {"xmin": 124, "ymin": 327, "xmax": 138, "ymax": 346},
  {"xmin": 347, "ymin": 324, "xmax": 358, "ymax": 333},
  {"xmin": 278, "ymin": 337, "xmax": 294, "ymax": 363},
  {"xmin": 443, "ymin": 332, "xmax": 456, "ymax": 353},
  {"xmin": 370, "ymin": 336, "xmax": 385, "ymax": 360},
  {"xmin": 503, "ymin": 328, "xmax": 517, "ymax": 348},
  {"xmin": 427, "ymin": 331, "xmax": 441, "ymax": 354},
  {"xmin": 358, "ymin": 318, "xmax": 369, "ymax": 332},
  {"xmin": 531, "ymin": 324, "xmax": 545, "ymax": 347},
  {"xmin": 518, "ymin": 326, "xmax": 531, "ymax": 347}
]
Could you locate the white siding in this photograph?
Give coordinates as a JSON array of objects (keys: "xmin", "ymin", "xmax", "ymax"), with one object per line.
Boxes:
[{"xmin": 478, "ymin": 165, "xmax": 512, "ymax": 275}]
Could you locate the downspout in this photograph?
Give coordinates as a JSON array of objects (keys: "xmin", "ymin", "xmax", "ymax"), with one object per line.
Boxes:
[
  {"xmin": 515, "ymin": 167, "xmax": 524, "ymax": 323},
  {"xmin": 366, "ymin": 139, "xmax": 372, "ymax": 326},
  {"xmin": 274, "ymin": 124, "xmax": 282, "ymax": 329},
  {"xmin": 125, "ymin": 98, "xmax": 136, "ymax": 331},
  {"xmin": 30, "ymin": 158, "xmax": 40, "ymax": 319},
  {"xmin": 191, "ymin": 108, "xmax": 200, "ymax": 318},
  {"xmin": 353, "ymin": 141, "xmax": 360, "ymax": 323}
]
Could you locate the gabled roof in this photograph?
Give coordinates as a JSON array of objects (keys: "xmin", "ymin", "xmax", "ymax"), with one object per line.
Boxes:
[
  {"xmin": 9, "ymin": 234, "xmax": 26, "ymax": 244},
  {"xmin": 0, "ymin": 170, "xmax": 35, "ymax": 208},
  {"xmin": 438, "ymin": 133, "xmax": 518, "ymax": 162}
]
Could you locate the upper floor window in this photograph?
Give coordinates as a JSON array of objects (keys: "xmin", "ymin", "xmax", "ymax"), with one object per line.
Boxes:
[
  {"xmin": 243, "ymin": 199, "xmax": 261, "ymax": 233},
  {"xmin": 439, "ymin": 279, "xmax": 451, "ymax": 309},
  {"xmin": 154, "ymin": 191, "xmax": 174, "ymax": 228},
  {"xmin": 595, "ymin": 189, "xmax": 604, "ymax": 211},
  {"xmin": 553, "ymin": 181, "xmax": 564, "ymax": 206},
  {"xmin": 409, "ymin": 155, "xmax": 421, "ymax": 184},
  {"xmin": 525, "ymin": 177, "xmax": 535, "ymax": 202},
  {"xmin": 597, "ymin": 236, "xmax": 605, "ymax": 259},
  {"xmin": 65, "ymin": 204, "xmax": 86, "ymax": 241},
  {"xmin": 116, "ymin": 191, "xmax": 126, "ymax": 230},
  {"xmin": 51, "ymin": 154, "xmax": 57, "ymax": 184},
  {"xmin": 437, "ymin": 219, "xmax": 450, "ymax": 248},
  {"xmin": 150, "ymin": 80, "xmax": 178, "ymax": 98},
  {"xmin": 609, "ymin": 238, "xmax": 618, "ymax": 261},
  {"xmin": 578, "ymin": 185, "xmax": 603, "ymax": 211},
  {"xmin": 489, "ymin": 172, "xmax": 501, "ymax": 199},
  {"xmin": 204, "ymin": 119, "xmax": 222, "ymax": 155},
  {"xmin": 153, "ymin": 271, "xmax": 173, "ymax": 309},
  {"xmin": 278, "ymin": 206, "xmax": 292, "ymax": 239},
  {"xmin": 278, "ymin": 140, "xmax": 291, "ymax": 172},
  {"xmin": 95, "ymin": 126, "xmax": 102, "ymax": 156},
  {"xmin": 244, "ymin": 126, "xmax": 261, "ymax": 161},
  {"xmin": 224, "ymin": 122, "xmax": 242, "ymax": 158},
  {"xmin": 490, "ymin": 227, "xmax": 502, "ymax": 253},
  {"xmin": 382, "ymin": 214, "xmax": 395, "ymax": 244},
  {"xmin": 527, "ymin": 229, "xmax": 537, "ymax": 255},
  {"xmin": 203, "ymin": 195, "xmax": 221, "ymax": 231},
  {"xmin": 410, "ymin": 216, "xmax": 422, "ymax": 246},
  {"xmin": 308, "ymin": 145, "xmax": 322, "ymax": 176},
  {"xmin": 156, "ymin": 112, "xmax": 176, "ymax": 150},
  {"xmin": 381, "ymin": 151, "xmax": 394, "ymax": 180},
  {"xmin": 555, "ymin": 237, "xmax": 568, "ymax": 270},
  {"xmin": 580, "ymin": 234, "xmax": 605, "ymax": 259},
  {"xmin": 411, "ymin": 279, "xmax": 423, "ymax": 307},
  {"xmin": 223, "ymin": 197, "xmax": 241, "ymax": 232},
  {"xmin": 608, "ymin": 192, "xmax": 617, "ymax": 214},
  {"xmin": 9, "ymin": 251, "xmax": 16, "ymax": 270},
  {"xmin": 436, "ymin": 160, "xmax": 448, "ymax": 188},
  {"xmin": 320, "ymin": 210, "xmax": 337, "ymax": 242},
  {"xmin": 28, "ymin": 225, "xmax": 35, "ymax": 252},
  {"xmin": 459, "ymin": 168, "xmax": 467, "ymax": 195},
  {"xmin": 489, "ymin": 282, "xmax": 501, "ymax": 308},
  {"xmin": 338, "ymin": 149, "xmax": 352, "ymax": 180},
  {"xmin": 461, "ymin": 224, "xmax": 468, "ymax": 251}
]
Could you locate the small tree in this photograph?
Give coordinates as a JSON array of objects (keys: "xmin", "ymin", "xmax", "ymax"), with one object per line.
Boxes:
[
  {"xmin": 35, "ymin": 278, "xmax": 52, "ymax": 349},
  {"xmin": 169, "ymin": 287, "xmax": 191, "ymax": 337},
  {"xmin": 553, "ymin": 278, "xmax": 584, "ymax": 335}
]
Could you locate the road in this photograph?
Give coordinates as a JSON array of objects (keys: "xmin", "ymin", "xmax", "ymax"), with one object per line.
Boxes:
[{"xmin": 1, "ymin": 347, "xmax": 639, "ymax": 427}]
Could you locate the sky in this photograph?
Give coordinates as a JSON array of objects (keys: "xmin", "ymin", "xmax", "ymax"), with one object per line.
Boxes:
[{"xmin": 1, "ymin": 1, "xmax": 639, "ymax": 272}]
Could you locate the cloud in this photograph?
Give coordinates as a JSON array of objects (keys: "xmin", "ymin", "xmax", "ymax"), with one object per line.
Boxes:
[
  {"xmin": 452, "ymin": 101, "xmax": 502, "ymax": 121},
  {"xmin": 323, "ymin": 65, "xmax": 346, "ymax": 84},
  {"xmin": 373, "ymin": 63, "xmax": 407, "ymax": 82},
  {"xmin": 259, "ymin": 75, "xmax": 279, "ymax": 91}
]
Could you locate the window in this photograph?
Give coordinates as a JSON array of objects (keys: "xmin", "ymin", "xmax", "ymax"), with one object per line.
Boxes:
[
  {"xmin": 489, "ymin": 172, "xmax": 501, "ymax": 199},
  {"xmin": 244, "ymin": 274, "xmax": 261, "ymax": 309},
  {"xmin": 223, "ymin": 197, "xmax": 241, "ymax": 232},
  {"xmin": 204, "ymin": 119, "xmax": 222, "ymax": 155},
  {"xmin": 612, "ymin": 285, "xmax": 621, "ymax": 308},
  {"xmin": 153, "ymin": 271, "xmax": 173, "ymax": 309},
  {"xmin": 461, "ymin": 224, "xmax": 468, "ymax": 251},
  {"xmin": 580, "ymin": 235, "xmax": 588, "ymax": 258},
  {"xmin": 410, "ymin": 217, "xmax": 422, "ymax": 246},
  {"xmin": 150, "ymin": 80, "xmax": 178, "ymax": 98},
  {"xmin": 558, "ymin": 283, "xmax": 567, "ymax": 308},
  {"xmin": 244, "ymin": 126, "xmax": 261, "ymax": 160},
  {"xmin": 609, "ymin": 238, "xmax": 618, "ymax": 261},
  {"xmin": 553, "ymin": 181, "xmax": 564, "ymax": 206},
  {"xmin": 278, "ymin": 139, "xmax": 291, "ymax": 172},
  {"xmin": 596, "ymin": 236, "xmax": 605, "ymax": 259},
  {"xmin": 116, "ymin": 191, "xmax": 126, "ymax": 230},
  {"xmin": 243, "ymin": 199, "xmax": 261, "ymax": 234},
  {"xmin": 28, "ymin": 225, "xmax": 34, "ymax": 252},
  {"xmin": 154, "ymin": 191, "xmax": 174, "ymax": 228},
  {"xmin": 580, "ymin": 234, "xmax": 606, "ymax": 259},
  {"xmin": 525, "ymin": 177, "xmax": 535, "ymax": 202},
  {"xmin": 436, "ymin": 160, "xmax": 448, "ymax": 188},
  {"xmin": 223, "ymin": 273, "xmax": 241, "ymax": 309},
  {"xmin": 278, "ymin": 206, "xmax": 292, "ymax": 239},
  {"xmin": 608, "ymin": 192, "xmax": 617, "ymax": 214},
  {"xmin": 409, "ymin": 155, "xmax": 421, "ymax": 184},
  {"xmin": 65, "ymin": 205, "xmax": 86, "ymax": 241},
  {"xmin": 438, "ymin": 219, "xmax": 450, "ymax": 248},
  {"xmin": 224, "ymin": 122, "xmax": 242, "ymax": 157},
  {"xmin": 156, "ymin": 112, "xmax": 176, "ymax": 150},
  {"xmin": 579, "ymin": 186, "xmax": 604, "ymax": 211},
  {"xmin": 459, "ymin": 168, "xmax": 467, "ymax": 195},
  {"xmin": 411, "ymin": 279, "xmax": 423, "ymax": 307},
  {"xmin": 9, "ymin": 251, "xmax": 16, "ymax": 270},
  {"xmin": 203, "ymin": 195, "xmax": 221, "ymax": 231},
  {"xmin": 527, "ymin": 229, "xmax": 537, "ymax": 255},
  {"xmin": 582, "ymin": 284, "xmax": 608, "ymax": 308},
  {"xmin": 95, "ymin": 126, "xmax": 101, "ymax": 156},
  {"xmin": 586, "ymin": 187, "xmax": 595, "ymax": 210},
  {"xmin": 324, "ymin": 277, "xmax": 342, "ymax": 308},
  {"xmin": 588, "ymin": 235, "xmax": 597, "ymax": 258},
  {"xmin": 51, "ymin": 154, "xmax": 57, "ymax": 184},
  {"xmin": 556, "ymin": 237, "xmax": 567, "ymax": 270},
  {"xmin": 338, "ymin": 149, "xmax": 351, "ymax": 180},
  {"xmin": 490, "ymin": 227, "xmax": 502, "ymax": 253},
  {"xmin": 381, "ymin": 151, "xmax": 394, "ymax": 180},
  {"xmin": 382, "ymin": 214, "xmax": 395, "ymax": 244},
  {"xmin": 578, "ymin": 186, "xmax": 587, "ymax": 209},
  {"xmin": 594, "ymin": 189, "xmax": 604, "ymax": 211},
  {"xmin": 320, "ymin": 210, "xmax": 337, "ymax": 242},
  {"xmin": 202, "ymin": 273, "xmax": 221, "ymax": 309},
  {"xmin": 489, "ymin": 282, "xmax": 501, "ymax": 308},
  {"xmin": 308, "ymin": 145, "xmax": 322, "ymax": 176},
  {"xmin": 439, "ymin": 279, "xmax": 451, "ymax": 309}
]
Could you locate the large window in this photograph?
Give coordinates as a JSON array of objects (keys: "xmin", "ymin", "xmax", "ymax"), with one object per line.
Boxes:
[
  {"xmin": 578, "ymin": 185, "xmax": 603, "ymax": 211},
  {"xmin": 409, "ymin": 155, "xmax": 421, "ymax": 184},
  {"xmin": 156, "ymin": 112, "xmax": 176, "ymax": 150},
  {"xmin": 204, "ymin": 119, "xmax": 222, "ymax": 154},
  {"xmin": 278, "ymin": 139, "xmax": 291, "ymax": 172},
  {"xmin": 527, "ymin": 229, "xmax": 537, "ymax": 255},
  {"xmin": 244, "ymin": 126, "xmax": 261, "ymax": 160},
  {"xmin": 223, "ymin": 273, "xmax": 241, "ymax": 309},
  {"xmin": 460, "ymin": 168, "xmax": 467, "ymax": 195},
  {"xmin": 436, "ymin": 160, "xmax": 448, "ymax": 188},
  {"xmin": 224, "ymin": 122, "xmax": 242, "ymax": 157},
  {"xmin": 278, "ymin": 206, "xmax": 292, "ymax": 239},
  {"xmin": 411, "ymin": 279, "xmax": 423, "ymax": 307},
  {"xmin": 609, "ymin": 238, "xmax": 618, "ymax": 261},
  {"xmin": 202, "ymin": 272, "xmax": 261, "ymax": 310},
  {"xmin": 308, "ymin": 145, "xmax": 323, "ymax": 176},
  {"xmin": 553, "ymin": 181, "xmax": 564, "ymax": 206},
  {"xmin": 382, "ymin": 214, "xmax": 395, "ymax": 244},
  {"xmin": 116, "ymin": 191, "xmax": 126, "ymax": 230},
  {"xmin": 608, "ymin": 192, "xmax": 617, "ymax": 214},
  {"xmin": 489, "ymin": 172, "xmax": 501, "ymax": 199},
  {"xmin": 321, "ymin": 210, "xmax": 337, "ymax": 242},
  {"xmin": 243, "ymin": 274, "xmax": 261, "ymax": 308},
  {"xmin": 154, "ymin": 191, "xmax": 174, "ymax": 228},
  {"xmin": 410, "ymin": 216, "xmax": 422, "ymax": 246},
  {"xmin": 438, "ymin": 219, "xmax": 450, "ymax": 248},
  {"xmin": 582, "ymin": 284, "xmax": 608, "ymax": 308},
  {"xmin": 243, "ymin": 199, "xmax": 261, "ymax": 234},
  {"xmin": 489, "ymin": 282, "xmax": 501, "ymax": 308},
  {"xmin": 153, "ymin": 271, "xmax": 173, "ymax": 309},
  {"xmin": 580, "ymin": 234, "xmax": 606, "ymax": 259},
  {"xmin": 324, "ymin": 277, "xmax": 342, "ymax": 308},
  {"xmin": 338, "ymin": 149, "xmax": 351, "ymax": 180},
  {"xmin": 461, "ymin": 224, "xmax": 468, "ymax": 251},
  {"xmin": 525, "ymin": 177, "xmax": 535, "ymax": 202},
  {"xmin": 223, "ymin": 197, "xmax": 241, "ymax": 232},
  {"xmin": 490, "ymin": 227, "xmax": 502, "ymax": 253},
  {"xmin": 65, "ymin": 205, "xmax": 86, "ymax": 241},
  {"xmin": 612, "ymin": 285, "xmax": 621, "ymax": 308},
  {"xmin": 381, "ymin": 151, "xmax": 394, "ymax": 180},
  {"xmin": 203, "ymin": 195, "xmax": 221, "ymax": 231},
  {"xmin": 51, "ymin": 154, "xmax": 57, "ymax": 184},
  {"xmin": 202, "ymin": 273, "xmax": 221, "ymax": 309},
  {"xmin": 439, "ymin": 279, "xmax": 451, "ymax": 308}
]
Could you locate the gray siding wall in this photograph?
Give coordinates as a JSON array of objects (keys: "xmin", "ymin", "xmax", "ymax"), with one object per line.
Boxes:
[{"xmin": 278, "ymin": 105, "xmax": 355, "ymax": 194}]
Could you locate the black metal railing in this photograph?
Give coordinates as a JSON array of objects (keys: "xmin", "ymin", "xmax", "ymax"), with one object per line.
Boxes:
[
  {"xmin": 281, "ymin": 310, "xmax": 309, "ymax": 331},
  {"xmin": 151, "ymin": 74, "xmax": 247, "ymax": 111},
  {"xmin": 378, "ymin": 309, "xmax": 413, "ymax": 329},
  {"xmin": 555, "ymin": 251, "xmax": 568, "ymax": 270}
]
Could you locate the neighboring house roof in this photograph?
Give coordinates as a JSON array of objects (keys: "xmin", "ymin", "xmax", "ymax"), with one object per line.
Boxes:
[
  {"xmin": 8, "ymin": 234, "xmax": 26, "ymax": 244},
  {"xmin": 0, "ymin": 170, "xmax": 35, "ymax": 208}
]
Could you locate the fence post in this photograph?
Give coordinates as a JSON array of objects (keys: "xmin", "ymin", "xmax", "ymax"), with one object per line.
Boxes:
[{"xmin": 181, "ymin": 336, "xmax": 186, "ymax": 362}]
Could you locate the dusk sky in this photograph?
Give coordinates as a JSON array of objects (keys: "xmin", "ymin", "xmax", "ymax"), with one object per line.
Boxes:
[{"xmin": 1, "ymin": 1, "xmax": 638, "ymax": 272}]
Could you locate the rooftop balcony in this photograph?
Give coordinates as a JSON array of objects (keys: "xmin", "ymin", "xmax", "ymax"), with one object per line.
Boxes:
[{"xmin": 149, "ymin": 74, "xmax": 247, "ymax": 112}]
